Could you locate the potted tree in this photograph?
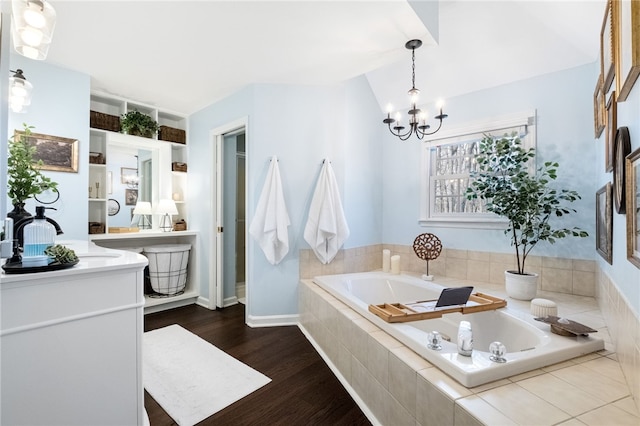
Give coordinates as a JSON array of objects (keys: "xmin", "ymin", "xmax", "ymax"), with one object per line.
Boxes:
[
  {"xmin": 465, "ymin": 134, "xmax": 588, "ymax": 300},
  {"xmin": 7, "ymin": 124, "xmax": 58, "ymax": 223},
  {"xmin": 120, "ymin": 110, "xmax": 159, "ymax": 138}
]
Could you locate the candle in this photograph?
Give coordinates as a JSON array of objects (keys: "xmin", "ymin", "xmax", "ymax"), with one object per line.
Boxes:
[
  {"xmin": 382, "ymin": 249, "xmax": 391, "ymax": 272},
  {"xmin": 391, "ymin": 255, "xmax": 401, "ymax": 275}
]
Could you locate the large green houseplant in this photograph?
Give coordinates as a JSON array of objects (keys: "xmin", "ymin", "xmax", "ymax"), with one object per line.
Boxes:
[
  {"xmin": 465, "ymin": 134, "xmax": 587, "ymax": 299},
  {"xmin": 120, "ymin": 110, "xmax": 159, "ymax": 138},
  {"xmin": 7, "ymin": 124, "xmax": 58, "ymax": 221}
]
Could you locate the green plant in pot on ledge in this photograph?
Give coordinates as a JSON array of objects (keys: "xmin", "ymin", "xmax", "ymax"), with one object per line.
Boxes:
[
  {"xmin": 7, "ymin": 124, "xmax": 58, "ymax": 223},
  {"xmin": 120, "ymin": 110, "xmax": 159, "ymax": 138},
  {"xmin": 465, "ymin": 133, "xmax": 588, "ymax": 300}
]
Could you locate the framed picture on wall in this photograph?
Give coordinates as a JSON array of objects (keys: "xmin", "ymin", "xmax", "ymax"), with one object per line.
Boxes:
[
  {"xmin": 601, "ymin": 0, "xmax": 616, "ymax": 93},
  {"xmin": 596, "ymin": 182, "xmax": 613, "ymax": 264},
  {"xmin": 615, "ymin": 0, "xmax": 640, "ymax": 101},
  {"xmin": 14, "ymin": 130, "xmax": 79, "ymax": 173},
  {"xmin": 594, "ymin": 75, "xmax": 606, "ymax": 138},
  {"xmin": 614, "ymin": 127, "xmax": 631, "ymax": 213},
  {"xmin": 605, "ymin": 91, "xmax": 617, "ymax": 172},
  {"xmin": 626, "ymin": 147, "xmax": 640, "ymax": 268},
  {"xmin": 125, "ymin": 189, "xmax": 138, "ymax": 206}
]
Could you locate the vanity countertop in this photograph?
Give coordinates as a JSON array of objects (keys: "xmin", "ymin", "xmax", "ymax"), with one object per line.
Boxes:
[{"xmin": 0, "ymin": 239, "xmax": 148, "ymax": 284}]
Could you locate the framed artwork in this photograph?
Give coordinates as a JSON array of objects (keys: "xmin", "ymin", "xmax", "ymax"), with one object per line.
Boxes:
[
  {"xmin": 125, "ymin": 188, "xmax": 138, "ymax": 206},
  {"xmin": 601, "ymin": 0, "xmax": 616, "ymax": 93},
  {"xmin": 594, "ymin": 74, "xmax": 606, "ymax": 138},
  {"xmin": 615, "ymin": 0, "xmax": 640, "ymax": 101},
  {"xmin": 596, "ymin": 182, "xmax": 613, "ymax": 264},
  {"xmin": 605, "ymin": 91, "xmax": 617, "ymax": 172},
  {"xmin": 614, "ymin": 127, "xmax": 631, "ymax": 213},
  {"xmin": 14, "ymin": 130, "xmax": 78, "ymax": 173},
  {"xmin": 626, "ymin": 147, "xmax": 640, "ymax": 268}
]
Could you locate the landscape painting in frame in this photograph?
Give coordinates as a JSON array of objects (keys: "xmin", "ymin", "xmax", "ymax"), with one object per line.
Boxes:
[
  {"xmin": 626, "ymin": 147, "xmax": 640, "ymax": 268},
  {"xmin": 15, "ymin": 130, "xmax": 78, "ymax": 173}
]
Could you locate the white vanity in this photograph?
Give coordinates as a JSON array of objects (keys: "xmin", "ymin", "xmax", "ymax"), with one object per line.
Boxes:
[{"xmin": 0, "ymin": 240, "xmax": 147, "ymax": 425}]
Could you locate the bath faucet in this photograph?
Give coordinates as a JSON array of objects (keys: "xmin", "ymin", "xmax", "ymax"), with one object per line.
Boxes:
[{"xmin": 457, "ymin": 320, "xmax": 473, "ymax": 356}]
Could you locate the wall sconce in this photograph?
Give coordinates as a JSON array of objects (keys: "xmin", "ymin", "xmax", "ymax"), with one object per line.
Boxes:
[
  {"xmin": 155, "ymin": 199, "xmax": 178, "ymax": 232},
  {"xmin": 9, "ymin": 69, "xmax": 32, "ymax": 113},
  {"xmin": 133, "ymin": 201, "xmax": 153, "ymax": 230},
  {"xmin": 11, "ymin": 0, "xmax": 57, "ymax": 60}
]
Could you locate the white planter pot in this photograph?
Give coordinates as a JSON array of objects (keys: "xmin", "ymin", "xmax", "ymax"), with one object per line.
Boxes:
[{"xmin": 505, "ymin": 270, "xmax": 538, "ymax": 300}]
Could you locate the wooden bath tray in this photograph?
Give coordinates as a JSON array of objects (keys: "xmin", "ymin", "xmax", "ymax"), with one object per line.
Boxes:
[{"xmin": 368, "ymin": 293, "xmax": 507, "ymax": 323}]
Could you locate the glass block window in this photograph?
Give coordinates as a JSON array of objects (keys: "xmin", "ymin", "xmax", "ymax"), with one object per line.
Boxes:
[{"xmin": 419, "ymin": 111, "xmax": 536, "ymax": 228}]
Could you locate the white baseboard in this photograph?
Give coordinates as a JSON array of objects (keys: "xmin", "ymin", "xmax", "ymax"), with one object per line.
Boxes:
[
  {"xmin": 223, "ymin": 296, "xmax": 239, "ymax": 307},
  {"xmin": 246, "ymin": 313, "xmax": 299, "ymax": 328},
  {"xmin": 297, "ymin": 323, "xmax": 379, "ymax": 425},
  {"xmin": 196, "ymin": 296, "xmax": 212, "ymax": 309}
]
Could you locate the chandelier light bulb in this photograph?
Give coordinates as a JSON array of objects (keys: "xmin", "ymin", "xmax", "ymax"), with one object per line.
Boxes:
[
  {"xmin": 386, "ymin": 103, "xmax": 393, "ymax": 114},
  {"xmin": 437, "ymin": 99, "xmax": 445, "ymax": 109},
  {"xmin": 20, "ymin": 27, "xmax": 44, "ymax": 46},
  {"xmin": 395, "ymin": 112, "xmax": 402, "ymax": 123},
  {"xmin": 23, "ymin": 3, "xmax": 47, "ymax": 28}
]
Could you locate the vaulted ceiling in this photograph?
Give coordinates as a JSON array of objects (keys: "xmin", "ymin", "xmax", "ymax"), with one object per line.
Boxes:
[{"xmin": 39, "ymin": 1, "xmax": 605, "ymax": 115}]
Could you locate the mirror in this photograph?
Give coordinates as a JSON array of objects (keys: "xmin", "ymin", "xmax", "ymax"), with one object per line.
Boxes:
[{"xmin": 107, "ymin": 146, "xmax": 152, "ymax": 227}]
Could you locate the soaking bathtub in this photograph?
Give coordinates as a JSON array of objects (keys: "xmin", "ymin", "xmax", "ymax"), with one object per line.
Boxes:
[{"xmin": 312, "ymin": 271, "xmax": 604, "ymax": 387}]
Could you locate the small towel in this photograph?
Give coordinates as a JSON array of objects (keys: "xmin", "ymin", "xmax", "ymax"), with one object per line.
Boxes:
[
  {"xmin": 304, "ymin": 159, "xmax": 350, "ymax": 264},
  {"xmin": 249, "ymin": 156, "xmax": 290, "ymax": 265}
]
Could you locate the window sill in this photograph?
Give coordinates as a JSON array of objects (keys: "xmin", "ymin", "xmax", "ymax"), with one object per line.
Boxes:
[{"xmin": 418, "ymin": 217, "xmax": 508, "ymax": 229}]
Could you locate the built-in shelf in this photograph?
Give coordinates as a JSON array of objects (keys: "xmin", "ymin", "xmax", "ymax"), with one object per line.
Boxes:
[{"xmin": 88, "ymin": 92, "xmax": 192, "ymax": 312}]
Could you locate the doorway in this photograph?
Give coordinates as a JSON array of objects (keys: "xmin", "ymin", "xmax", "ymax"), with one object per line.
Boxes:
[{"xmin": 215, "ymin": 126, "xmax": 247, "ymax": 309}]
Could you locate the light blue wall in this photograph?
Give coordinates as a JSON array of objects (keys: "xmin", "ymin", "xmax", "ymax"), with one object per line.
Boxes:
[
  {"xmin": 382, "ymin": 63, "xmax": 596, "ymax": 260},
  {"xmin": 189, "ymin": 76, "xmax": 383, "ymax": 317},
  {"xmin": 6, "ymin": 55, "xmax": 90, "ymax": 241}
]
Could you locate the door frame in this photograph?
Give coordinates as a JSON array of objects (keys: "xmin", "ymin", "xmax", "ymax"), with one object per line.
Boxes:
[{"xmin": 208, "ymin": 117, "xmax": 248, "ymax": 313}]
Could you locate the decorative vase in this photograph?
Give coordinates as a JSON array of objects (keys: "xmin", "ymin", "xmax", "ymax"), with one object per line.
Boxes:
[
  {"xmin": 7, "ymin": 202, "xmax": 32, "ymax": 225},
  {"xmin": 505, "ymin": 270, "xmax": 538, "ymax": 301}
]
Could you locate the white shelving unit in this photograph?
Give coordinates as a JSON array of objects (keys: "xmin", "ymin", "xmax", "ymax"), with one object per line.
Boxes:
[
  {"xmin": 88, "ymin": 92, "xmax": 194, "ymax": 313},
  {"xmin": 90, "ymin": 231, "xmax": 199, "ymax": 313}
]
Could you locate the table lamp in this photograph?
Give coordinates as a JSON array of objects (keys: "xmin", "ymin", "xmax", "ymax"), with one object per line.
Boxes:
[
  {"xmin": 133, "ymin": 201, "xmax": 153, "ymax": 229},
  {"xmin": 155, "ymin": 199, "xmax": 178, "ymax": 232}
]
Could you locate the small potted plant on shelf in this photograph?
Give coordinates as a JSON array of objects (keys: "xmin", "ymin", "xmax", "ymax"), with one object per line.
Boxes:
[
  {"xmin": 465, "ymin": 133, "xmax": 588, "ymax": 300},
  {"xmin": 120, "ymin": 110, "xmax": 159, "ymax": 138},
  {"xmin": 7, "ymin": 123, "xmax": 58, "ymax": 222}
]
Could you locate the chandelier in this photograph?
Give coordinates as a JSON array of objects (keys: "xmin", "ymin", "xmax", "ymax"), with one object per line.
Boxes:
[{"xmin": 383, "ymin": 39, "xmax": 448, "ymax": 141}]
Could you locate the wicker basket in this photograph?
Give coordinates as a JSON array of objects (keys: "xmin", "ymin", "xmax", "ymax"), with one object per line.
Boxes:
[
  {"xmin": 90, "ymin": 110, "xmax": 120, "ymax": 132},
  {"xmin": 159, "ymin": 125, "xmax": 186, "ymax": 144},
  {"xmin": 89, "ymin": 152, "xmax": 106, "ymax": 164},
  {"xmin": 88, "ymin": 222, "xmax": 105, "ymax": 234},
  {"xmin": 173, "ymin": 219, "xmax": 187, "ymax": 231},
  {"xmin": 172, "ymin": 162, "xmax": 187, "ymax": 172}
]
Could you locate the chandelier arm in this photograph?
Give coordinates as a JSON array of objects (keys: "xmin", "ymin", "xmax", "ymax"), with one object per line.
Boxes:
[
  {"xmin": 388, "ymin": 123, "xmax": 414, "ymax": 141},
  {"xmin": 417, "ymin": 118, "xmax": 445, "ymax": 137}
]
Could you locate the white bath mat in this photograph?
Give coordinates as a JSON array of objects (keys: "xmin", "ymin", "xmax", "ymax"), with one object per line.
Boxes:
[{"xmin": 143, "ymin": 324, "xmax": 271, "ymax": 426}]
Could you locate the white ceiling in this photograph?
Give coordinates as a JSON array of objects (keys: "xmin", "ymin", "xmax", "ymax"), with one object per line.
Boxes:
[{"xmin": 38, "ymin": 0, "xmax": 606, "ymax": 116}]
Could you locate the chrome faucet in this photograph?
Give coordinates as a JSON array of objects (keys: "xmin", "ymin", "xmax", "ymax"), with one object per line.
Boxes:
[{"xmin": 457, "ymin": 320, "xmax": 473, "ymax": 356}]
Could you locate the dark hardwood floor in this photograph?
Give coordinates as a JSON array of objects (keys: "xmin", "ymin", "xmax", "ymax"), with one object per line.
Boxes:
[{"xmin": 144, "ymin": 303, "xmax": 371, "ymax": 426}]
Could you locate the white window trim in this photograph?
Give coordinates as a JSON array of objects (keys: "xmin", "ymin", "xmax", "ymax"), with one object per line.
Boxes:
[{"xmin": 419, "ymin": 110, "xmax": 537, "ymax": 229}]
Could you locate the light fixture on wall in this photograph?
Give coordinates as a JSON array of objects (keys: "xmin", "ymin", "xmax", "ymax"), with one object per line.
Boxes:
[
  {"xmin": 9, "ymin": 69, "xmax": 33, "ymax": 113},
  {"xmin": 133, "ymin": 201, "xmax": 153, "ymax": 230},
  {"xmin": 155, "ymin": 199, "xmax": 178, "ymax": 232},
  {"xmin": 11, "ymin": 0, "xmax": 57, "ymax": 60},
  {"xmin": 383, "ymin": 39, "xmax": 448, "ymax": 141}
]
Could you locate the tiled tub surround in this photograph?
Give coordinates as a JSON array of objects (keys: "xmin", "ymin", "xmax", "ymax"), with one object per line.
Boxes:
[
  {"xmin": 311, "ymin": 272, "xmax": 604, "ymax": 388},
  {"xmin": 299, "ymin": 245, "xmax": 597, "ymax": 297},
  {"xmin": 298, "ymin": 275, "xmax": 640, "ymax": 425}
]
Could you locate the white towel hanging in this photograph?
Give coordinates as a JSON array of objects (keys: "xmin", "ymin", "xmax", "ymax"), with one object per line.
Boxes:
[
  {"xmin": 249, "ymin": 155, "xmax": 290, "ymax": 265},
  {"xmin": 304, "ymin": 158, "xmax": 350, "ymax": 264}
]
